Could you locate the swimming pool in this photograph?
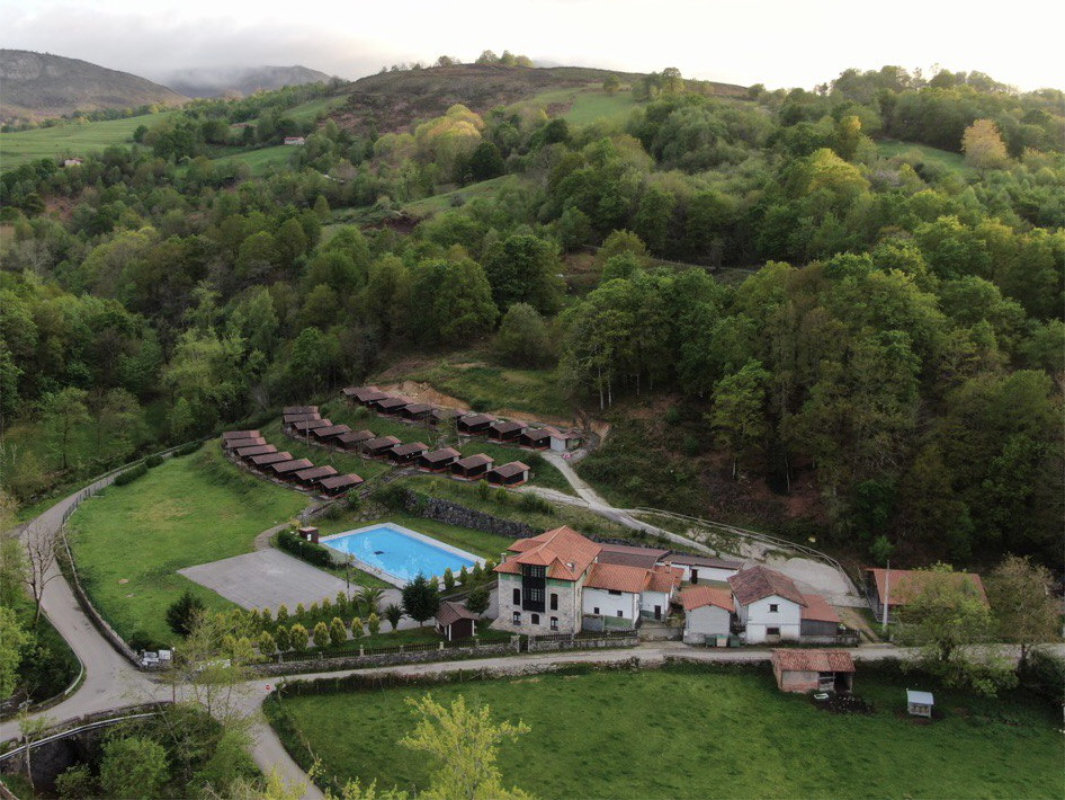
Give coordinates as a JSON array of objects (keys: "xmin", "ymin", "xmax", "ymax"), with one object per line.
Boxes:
[{"xmin": 319, "ymin": 523, "xmax": 483, "ymax": 586}]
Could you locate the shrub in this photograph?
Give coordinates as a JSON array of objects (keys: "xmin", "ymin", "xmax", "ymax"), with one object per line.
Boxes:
[
  {"xmin": 290, "ymin": 624, "xmax": 309, "ymax": 655},
  {"xmin": 334, "ymin": 591, "xmax": 349, "ymax": 616},
  {"xmin": 113, "ymin": 463, "xmax": 148, "ymax": 486},
  {"xmin": 274, "ymin": 625, "xmax": 291, "ymax": 652},
  {"xmin": 312, "ymin": 621, "xmax": 330, "ymax": 650},
  {"xmin": 276, "ymin": 604, "xmax": 289, "ymax": 624},
  {"xmin": 350, "ymin": 617, "xmax": 363, "ymax": 639},
  {"xmin": 384, "ymin": 603, "xmax": 403, "ymax": 631},
  {"xmin": 373, "ymin": 484, "xmax": 410, "ymax": 511},
  {"xmin": 494, "ymin": 487, "xmax": 510, "ymax": 506},
  {"xmin": 258, "ymin": 631, "xmax": 276, "ymax": 657},
  {"xmin": 296, "ymin": 603, "xmax": 306, "ymax": 617},
  {"xmin": 459, "ymin": 565, "xmax": 469, "ymax": 585},
  {"xmin": 329, "ymin": 617, "xmax": 347, "ymax": 647},
  {"xmin": 477, "ymin": 481, "xmax": 491, "ymax": 500},
  {"xmin": 56, "ymin": 764, "xmax": 96, "ymax": 799},
  {"xmin": 519, "ymin": 492, "xmax": 552, "ymax": 515},
  {"xmin": 144, "ymin": 454, "xmax": 164, "ymax": 468},
  {"xmin": 1020, "ymin": 648, "xmax": 1065, "ymax": 705},
  {"xmin": 443, "ymin": 568, "xmax": 455, "ymax": 592},
  {"xmin": 367, "ymin": 613, "xmax": 381, "ymax": 635},
  {"xmin": 277, "ymin": 529, "xmax": 334, "ymax": 568},
  {"xmin": 166, "ymin": 590, "xmax": 206, "ymax": 637},
  {"xmin": 172, "ymin": 440, "xmax": 203, "ymax": 457}
]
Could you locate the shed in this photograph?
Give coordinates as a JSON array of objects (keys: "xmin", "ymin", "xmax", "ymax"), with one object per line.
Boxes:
[
  {"xmin": 418, "ymin": 447, "xmax": 461, "ymax": 472},
  {"xmin": 312, "ymin": 424, "xmax": 353, "ymax": 443},
  {"xmin": 681, "ymin": 585, "xmax": 735, "ymax": 644},
  {"xmin": 361, "ymin": 435, "xmax": 401, "ymax": 457},
  {"xmin": 488, "ymin": 420, "xmax": 527, "ymax": 442},
  {"xmin": 435, "ymin": 601, "xmax": 478, "ymax": 641},
  {"xmin": 376, "ymin": 397, "xmax": 412, "ymax": 415},
  {"xmin": 222, "ymin": 436, "xmax": 266, "ymax": 451},
  {"xmin": 250, "ymin": 451, "xmax": 292, "ymax": 467},
  {"xmin": 236, "ymin": 444, "xmax": 277, "ymax": 459},
  {"xmin": 800, "ymin": 593, "xmax": 842, "ymax": 639},
  {"xmin": 294, "ymin": 465, "xmax": 339, "ymax": 486},
  {"xmin": 283, "ymin": 412, "xmax": 320, "ymax": 428},
  {"xmin": 907, "ymin": 689, "xmax": 934, "ymax": 718},
  {"xmin": 485, "ymin": 461, "xmax": 531, "ymax": 487},
  {"xmin": 456, "ymin": 413, "xmax": 496, "ymax": 435},
  {"xmin": 451, "ymin": 453, "xmax": 493, "ymax": 480},
  {"xmin": 270, "ymin": 459, "xmax": 314, "ymax": 478},
  {"xmin": 549, "ymin": 429, "xmax": 582, "ymax": 452},
  {"xmin": 293, "ymin": 418, "xmax": 331, "ymax": 434},
  {"xmin": 389, "ymin": 441, "xmax": 429, "ymax": 464},
  {"xmin": 318, "ymin": 473, "xmax": 364, "ymax": 495},
  {"xmin": 336, "ymin": 429, "xmax": 375, "ymax": 450},
  {"xmin": 223, "ymin": 430, "xmax": 260, "ymax": 441},
  {"xmin": 771, "ymin": 649, "xmax": 855, "ymax": 693}
]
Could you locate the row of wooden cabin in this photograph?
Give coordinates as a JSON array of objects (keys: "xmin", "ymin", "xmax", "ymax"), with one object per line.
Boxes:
[
  {"xmin": 222, "ymin": 429, "xmax": 363, "ymax": 495},
  {"xmin": 342, "ymin": 387, "xmax": 581, "ymax": 452}
]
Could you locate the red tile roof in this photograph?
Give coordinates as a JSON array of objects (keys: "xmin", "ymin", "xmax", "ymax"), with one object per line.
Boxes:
[
  {"xmin": 646, "ymin": 566, "xmax": 683, "ymax": 594},
  {"xmin": 772, "ymin": 649, "xmax": 855, "ymax": 673},
  {"xmin": 728, "ymin": 566, "xmax": 806, "ymax": 607},
  {"xmin": 436, "ymin": 600, "xmax": 479, "ymax": 626},
  {"xmin": 864, "ymin": 568, "xmax": 988, "ymax": 607},
  {"xmin": 585, "ymin": 563, "xmax": 650, "ymax": 594},
  {"xmin": 681, "ymin": 585, "xmax": 735, "ymax": 613},
  {"xmin": 800, "ymin": 594, "xmax": 840, "ymax": 624},
  {"xmin": 496, "ymin": 526, "xmax": 601, "ymax": 582}
]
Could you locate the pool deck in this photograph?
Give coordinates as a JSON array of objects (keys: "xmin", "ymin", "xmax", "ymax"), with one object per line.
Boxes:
[{"xmin": 319, "ymin": 522, "xmax": 485, "ymax": 589}]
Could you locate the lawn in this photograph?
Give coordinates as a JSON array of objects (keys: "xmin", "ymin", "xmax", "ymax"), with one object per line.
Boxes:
[
  {"xmin": 266, "ymin": 662, "xmax": 1063, "ymax": 800},
  {"xmin": 66, "ymin": 445, "xmax": 308, "ymax": 647},
  {"xmin": 258, "ymin": 417, "xmax": 392, "ymax": 482},
  {"xmin": 0, "ymin": 112, "xmax": 175, "ymax": 171},
  {"xmin": 214, "ymin": 144, "xmax": 296, "ymax": 176},
  {"xmin": 283, "ymin": 95, "xmax": 347, "ymax": 123},
  {"xmin": 402, "ymin": 176, "xmax": 511, "ymax": 218},
  {"xmin": 876, "ymin": 139, "xmax": 972, "ymax": 178}
]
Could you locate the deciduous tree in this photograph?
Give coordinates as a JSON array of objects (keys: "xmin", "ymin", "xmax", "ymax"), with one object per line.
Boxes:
[
  {"xmin": 986, "ymin": 555, "xmax": 1060, "ymax": 666},
  {"xmin": 962, "ymin": 119, "xmax": 1010, "ymax": 170}
]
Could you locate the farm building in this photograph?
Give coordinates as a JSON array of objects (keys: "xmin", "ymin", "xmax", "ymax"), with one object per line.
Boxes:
[
  {"xmin": 800, "ymin": 593, "xmax": 843, "ymax": 641},
  {"xmin": 236, "ymin": 444, "xmax": 277, "ymax": 460},
  {"xmin": 729, "ymin": 566, "xmax": 807, "ymax": 644},
  {"xmin": 389, "ymin": 442, "xmax": 429, "ymax": 464},
  {"xmin": 864, "ymin": 567, "xmax": 988, "ymax": 622},
  {"xmin": 771, "ymin": 650, "xmax": 855, "ymax": 693},
  {"xmin": 665, "ymin": 554, "xmax": 743, "ymax": 584},
  {"xmin": 336, "ymin": 430, "xmax": 375, "ymax": 450},
  {"xmin": 681, "ymin": 585, "xmax": 735, "ymax": 644},
  {"xmin": 418, "ymin": 447, "xmax": 461, "ymax": 472},
  {"xmin": 518, "ymin": 427, "xmax": 553, "ymax": 449},
  {"xmin": 311, "ymin": 424, "xmax": 353, "ymax": 444},
  {"xmin": 398, "ymin": 403, "xmax": 433, "ymax": 421},
  {"xmin": 450, "ymin": 453, "xmax": 493, "ymax": 480},
  {"xmin": 250, "ymin": 451, "xmax": 292, "ymax": 468},
  {"xmin": 361, "ymin": 435, "xmax": 401, "ymax": 457},
  {"xmin": 456, "ymin": 413, "xmax": 496, "ymax": 435},
  {"xmin": 283, "ymin": 406, "xmax": 318, "ymax": 416},
  {"xmin": 294, "ymin": 465, "xmax": 339, "ymax": 487},
  {"xmin": 485, "ymin": 461, "xmax": 531, "ymax": 487},
  {"xmin": 488, "ymin": 420, "xmax": 527, "ymax": 442},
  {"xmin": 318, "ymin": 474, "xmax": 364, "ymax": 495},
  {"xmin": 597, "ymin": 544, "xmax": 670, "ymax": 570},
  {"xmin": 435, "ymin": 601, "xmax": 479, "ymax": 641},
  {"xmin": 223, "ymin": 430, "xmax": 260, "ymax": 441},
  {"xmin": 375, "ymin": 397, "xmax": 412, "ymax": 415},
  {"xmin": 345, "ymin": 386, "xmax": 388, "ymax": 406},
  {"xmin": 222, "ymin": 435, "xmax": 266, "ymax": 451},
  {"xmin": 293, "ymin": 418, "xmax": 331, "ymax": 434},
  {"xmin": 270, "ymin": 459, "xmax": 314, "ymax": 479}
]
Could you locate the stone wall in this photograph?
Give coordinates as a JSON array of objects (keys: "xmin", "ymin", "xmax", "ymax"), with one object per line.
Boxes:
[
  {"xmin": 253, "ymin": 638, "xmax": 520, "ymax": 676},
  {"xmin": 400, "ymin": 491, "xmax": 536, "ymax": 540}
]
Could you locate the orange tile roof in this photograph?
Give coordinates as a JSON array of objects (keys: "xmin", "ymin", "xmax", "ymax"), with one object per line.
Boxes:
[
  {"xmin": 585, "ymin": 563, "xmax": 650, "ymax": 594},
  {"xmin": 646, "ymin": 566, "xmax": 683, "ymax": 594},
  {"xmin": 495, "ymin": 526, "xmax": 601, "ymax": 582},
  {"xmin": 681, "ymin": 585, "xmax": 735, "ymax": 613},
  {"xmin": 800, "ymin": 593, "xmax": 840, "ymax": 624},
  {"xmin": 864, "ymin": 568, "xmax": 988, "ymax": 607},
  {"xmin": 728, "ymin": 566, "xmax": 806, "ymax": 607},
  {"xmin": 772, "ymin": 649, "xmax": 855, "ymax": 673}
]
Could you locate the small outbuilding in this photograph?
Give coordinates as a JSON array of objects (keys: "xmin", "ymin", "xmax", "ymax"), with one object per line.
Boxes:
[
  {"xmin": 223, "ymin": 430, "xmax": 260, "ymax": 441},
  {"xmin": 336, "ymin": 429, "xmax": 375, "ymax": 450},
  {"xmin": 312, "ymin": 424, "xmax": 353, "ymax": 444},
  {"xmin": 237, "ymin": 444, "xmax": 277, "ymax": 460},
  {"xmin": 346, "ymin": 386, "xmax": 388, "ymax": 406},
  {"xmin": 250, "ymin": 451, "xmax": 292, "ymax": 468},
  {"xmin": 549, "ymin": 429, "xmax": 582, "ymax": 452},
  {"xmin": 398, "ymin": 403, "xmax": 433, "ymax": 421},
  {"xmin": 451, "ymin": 453, "xmax": 494, "ymax": 480},
  {"xmin": 389, "ymin": 441, "xmax": 429, "ymax": 464},
  {"xmin": 456, "ymin": 413, "xmax": 496, "ymax": 435},
  {"xmin": 429, "ymin": 407, "xmax": 460, "ymax": 426},
  {"xmin": 665, "ymin": 553, "xmax": 743, "ymax": 584},
  {"xmin": 771, "ymin": 649, "xmax": 855, "ymax": 694},
  {"xmin": 318, "ymin": 473, "xmax": 364, "ymax": 495},
  {"xmin": 518, "ymin": 427, "xmax": 553, "ymax": 449},
  {"xmin": 907, "ymin": 689, "xmax": 934, "ymax": 718},
  {"xmin": 222, "ymin": 435, "xmax": 266, "ymax": 451},
  {"xmin": 485, "ymin": 461, "xmax": 531, "ymax": 487},
  {"xmin": 294, "ymin": 465, "xmax": 339, "ymax": 487},
  {"xmin": 361, "ymin": 435, "xmax": 401, "ymax": 457},
  {"xmin": 488, "ymin": 420, "xmax": 527, "ymax": 442},
  {"xmin": 283, "ymin": 412, "xmax": 320, "ymax": 430},
  {"xmin": 435, "ymin": 601, "xmax": 479, "ymax": 641},
  {"xmin": 270, "ymin": 458, "xmax": 314, "ymax": 479},
  {"xmin": 283, "ymin": 406, "xmax": 318, "ymax": 416},
  {"xmin": 293, "ymin": 418, "xmax": 331, "ymax": 434},
  {"xmin": 681, "ymin": 585, "xmax": 735, "ymax": 644},
  {"xmin": 376, "ymin": 397, "xmax": 412, "ymax": 415},
  {"xmin": 418, "ymin": 447, "xmax": 461, "ymax": 472}
]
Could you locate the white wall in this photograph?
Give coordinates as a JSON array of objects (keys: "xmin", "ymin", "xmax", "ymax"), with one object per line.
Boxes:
[
  {"xmin": 673, "ymin": 563, "xmax": 739, "ymax": 584},
  {"xmin": 582, "ymin": 587, "xmax": 639, "ymax": 620},
  {"xmin": 685, "ymin": 604, "xmax": 731, "ymax": 638},
  {"xmin": 641, "ymin": 589, "xmax": 672, "ymax": 618},
  {"xmin": 741, "ymin": 595, "xmax": 802, "ymax": 643}
]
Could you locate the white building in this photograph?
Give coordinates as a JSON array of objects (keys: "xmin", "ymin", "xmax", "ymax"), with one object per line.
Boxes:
[
  {"xmin": 728, "ymin": 565, "xmax": 807, "ymax": 644},
  {"xmin": 664, "ymin": 554, "xmax": 743, "ymax": 585},
  {"xmin": 680, "ymin": 585, "xmax": 734, "ymax": 644}
]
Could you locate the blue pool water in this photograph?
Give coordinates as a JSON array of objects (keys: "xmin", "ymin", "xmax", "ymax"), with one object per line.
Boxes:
[{"xmin": 321, "ymin": 524, "xmax": 478, "ymax": 584}]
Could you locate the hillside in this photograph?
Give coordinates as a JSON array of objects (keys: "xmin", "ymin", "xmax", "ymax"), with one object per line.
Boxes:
[
  {"xmin": 158, "ymin": 64, "xmax": 336, "ymax": 98},
  {"xmin": 330, "ymin": 63, "xmax": 746, "ymax": 136},
  {"xmin": 0, "ymin": 49, "xmax": 188, "ymax": 124}
]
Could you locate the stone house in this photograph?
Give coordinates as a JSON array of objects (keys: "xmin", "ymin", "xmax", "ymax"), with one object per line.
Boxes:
[{"xmin": 771, "ymin": 649, "xmax": 855, "ymax": 693}]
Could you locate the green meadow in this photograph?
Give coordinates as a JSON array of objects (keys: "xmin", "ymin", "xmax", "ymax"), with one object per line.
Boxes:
[{"xmin": 0, "ymin": 112, "xmax": 175, "ymax": 170}]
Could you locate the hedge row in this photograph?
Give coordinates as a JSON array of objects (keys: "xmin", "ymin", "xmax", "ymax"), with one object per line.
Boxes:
[
  {"xmin": 113, "ymin": 463, "xmax": 148, "ymax": 486},
  {"xmin": 277, "ymin": 528, "xmax": 334, "ymax": 568}
]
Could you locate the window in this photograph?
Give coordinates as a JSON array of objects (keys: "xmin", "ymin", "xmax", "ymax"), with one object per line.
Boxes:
[
  {"xmin": 512, "ymin": 612, "xmax": 521, "ymax": 625},
  {"xmin": 513, "ymin": 588, "xmax": 521, "ymax": 605},
  {"xmin": 550, "ymin": 593, "xmax": 558, "ymax": 610},
  {"xmin": 593, "ymin": 607, "xmax": 600, "ymax": 615},
  {"xmin": 608, "ymin": 589, "xmax": 622, "ymax": 596},
  {"xmin": 531, "ymin": 613, "xmax": 540, "ymax": 625},
  {"xmin": 767, "ymin": 626, "xmax": 780, "ymax": 636},
  {"xmin": 769, "ymin": 603, "xmax": 778, "ymax": 613},
  {"xmin": 616, "ymin": 610, "xmax": 624, "ymax": 617},
  {"xmin": 550, "ymin": 617, "xmax": 559, "ymax": 631},
  {"xmin": 528, "ymin": 588, "xmax": 544, "ymax": 603}
]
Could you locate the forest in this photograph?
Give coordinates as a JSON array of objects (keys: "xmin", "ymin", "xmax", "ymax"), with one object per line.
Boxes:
[{"xmin": 0, "ymin": 62, "xmax": 1062, "ymax": 570}]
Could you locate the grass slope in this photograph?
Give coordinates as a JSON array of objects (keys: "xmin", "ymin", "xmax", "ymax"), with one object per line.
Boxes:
[
  {"xmin": 0, "ymin": 112, "xmax": 175, "ymax": 170},
  {"xmin": 215, "ymin": 144, "xmax": 297, "ymax": 176},
  {"xmin": 68, "ymin": 446, "xmax": 307, "ymax": 646},
  {"xmin": 268, "ymin": 663, "xmax": 1062, "ymax": 800}
]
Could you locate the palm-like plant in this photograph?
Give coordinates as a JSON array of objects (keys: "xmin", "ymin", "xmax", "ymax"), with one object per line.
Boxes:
[{"xmin": 356, "ymin": 585, "xmax": 386, "ymax": 617}]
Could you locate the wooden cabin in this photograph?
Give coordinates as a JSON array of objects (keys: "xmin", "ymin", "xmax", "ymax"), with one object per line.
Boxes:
[
  {"xmin": 222, "ymin": 430, "xmax": 260, "ymax": 442},
  {"xmin": 485, "ymin": 461, "xmax": 531, "ymax": 487},
  {"xmin": 283, "ymin": 406, "xmax": 318, "ymax": 416},
  {"xmin": 282, "ymin": 412, "xmax": 320, "ymax": 431},
  {"xmin": 361, "ymin": 435, "xmax": 401, "ymax": 457},
  {"xmin": 435, "ymin": 601, "xmax": 478, "ymax": 641},
  {"xmin": 249, "ymin": 451, "xmax": 292, "ymax": 468},
  {"xmin": 311, "ymin": 424, "xmax": 353, "ymax": 444},
  {"xmin": 518, "ymin": 427, "xmax": 553, "ymax": 449},
  {"xmin": 318, "ymin": 473, "xmax": 365, "ymax": 495},
  {"xmin": 270, "ymin": 459, "xmax": 314, "ymax": 480},
  {"xmin": 389, "ymin": 442, "xmax": 429, "ymax": 464},
  {"xmin": 294, "ymin": 465, "xmax": 339, "ymax": 487},
  {"xmin": 376, "ymin": 397, "xmax": 412, "ymax": 415},
  {"xmin": 450, "ymin": 453, "xmax": 493, "ymax": 480},
  {"xmin": 346, "ymin": 386, "xmax": 388, "ymax": 406},
  {"xmin": 429, "ymin": 407, "xmax": 460, "ymax": 427},
  {"xmin": 336, "ymin": 430, "xmax": 375, "ymax": 450},
  {"xmin": 398, "ymin": 403, "xmax": 432, "ymax": 422},
  {"xmin": 236, "ymin": 444, "xmax": 277, "ymax": 460},
  {"xmin": 293, "ymin": 418, "xmax": 331, "ymax": 435},
  {"xmin": 456, "ymin": 413, "xmax": 495, "ymax": 435},
  {"xmin": 222, "ymin": 435, "xmax": 266, "ymax": 451},
  {"xmin": 488, "ymin": 420, "xmax": 527, "ymax": 443},
  {"xmin": 418, "ymin": 447, "xmax": 461, "ymax": 472}
]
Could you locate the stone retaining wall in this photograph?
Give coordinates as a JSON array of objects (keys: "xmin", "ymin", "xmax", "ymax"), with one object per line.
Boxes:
[
  {"xmin": 253, "ymin": 638, "xmax": 520, "ymax": 676},
  {"xmin": 402, "ymin": 492, "xmax": 536, "ymax": 540}
]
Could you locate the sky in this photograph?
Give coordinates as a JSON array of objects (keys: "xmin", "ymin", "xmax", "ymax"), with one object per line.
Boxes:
[{"xmin": 3, "ymin": 0, "xmax": 1064, "ymax": 92}]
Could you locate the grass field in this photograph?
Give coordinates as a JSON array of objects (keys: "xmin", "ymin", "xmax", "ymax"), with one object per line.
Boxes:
[
  {"xmin": 215, "ymin": 144, "xmax": 296, "ymax": 176},
  {"xmin": 267, "ymin": 662, "xmax": 1062, "ymax": 800},
  {"xmin": 283, "ymin": 95, "xmax": 347, "ymax": 123},
  {"xmin": 0, "ymin": 112, "xmax": 175, "ymax": 171},
  {"xmin": 67, "ymin": 445, "xmax": 307, "ymax": 647},
  {"xmin": 402, "ymin": 176, "xmax": 511, "ymax": 218},
  {"xmin": 877, "ymin": 139, "xmax": 971, "ymax": 177}
]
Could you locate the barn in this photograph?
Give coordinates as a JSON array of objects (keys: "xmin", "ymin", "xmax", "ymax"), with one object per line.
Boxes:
[{"xmin": 771, "ymin": 649, "xmax": 855, "ymax": 693}]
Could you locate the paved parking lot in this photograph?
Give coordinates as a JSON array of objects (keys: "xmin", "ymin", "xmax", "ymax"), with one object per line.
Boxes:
[{"xmin": 179, "ymin": 549, "xmax": 360, "ymax": 612}]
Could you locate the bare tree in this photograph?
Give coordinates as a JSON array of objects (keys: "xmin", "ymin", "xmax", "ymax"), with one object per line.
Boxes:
[{"xmin": 23, "ymin": 521, "xmax": 61, "ymax": 628}]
